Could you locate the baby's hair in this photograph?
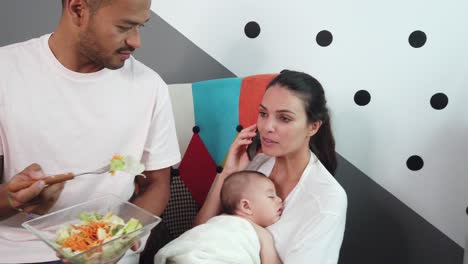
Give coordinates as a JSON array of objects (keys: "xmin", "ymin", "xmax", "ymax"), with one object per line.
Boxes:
[{"xmin": 220, "ymin": 170, "xmax": 268, "ymax": 215}]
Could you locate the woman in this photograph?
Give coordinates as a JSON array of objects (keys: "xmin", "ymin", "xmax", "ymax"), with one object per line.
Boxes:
[{"xmin": 195, "ymin": 70, "xmax": 347, "ymax": 264}]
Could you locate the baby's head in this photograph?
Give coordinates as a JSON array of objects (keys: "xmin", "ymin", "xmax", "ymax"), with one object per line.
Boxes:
[{"xmin": 220, "ymin": 170, "xmax": 283, "ymax": 227}]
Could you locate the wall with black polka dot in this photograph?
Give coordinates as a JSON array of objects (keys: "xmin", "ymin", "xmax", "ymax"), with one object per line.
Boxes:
[{"xmin": 153, "ymin": 1, "xmax": 467, "ymax": 262}]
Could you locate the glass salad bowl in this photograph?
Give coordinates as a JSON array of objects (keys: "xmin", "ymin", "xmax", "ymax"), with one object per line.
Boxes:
[{"xmin": 22, "ymin": 194, "xmax": 161, "ymax": 264}]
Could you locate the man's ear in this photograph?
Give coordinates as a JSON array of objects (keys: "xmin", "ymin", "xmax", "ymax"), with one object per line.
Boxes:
[
  {"xmin": 66, "ymin": 0, "xmax": 89, "ymax": 26},
  {"xmin": 308, "ymin": 120, "xmax": 322, "ymax": 137},
  {"xmin": 239, "ymin": 199, "xmax": 253, "ymax": 215}
]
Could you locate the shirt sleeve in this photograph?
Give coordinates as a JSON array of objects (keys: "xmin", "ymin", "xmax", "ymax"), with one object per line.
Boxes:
[
  {"xmin": 0, "ymin": 78, "xmax": 4, "ymax": 157},
  {"xmin": 284, "ymin": 213, "xmax": 346, "ymax": 264},
  {"xmin": 141, "ymin": 77, "xmax": 181, "ymax": 171}
]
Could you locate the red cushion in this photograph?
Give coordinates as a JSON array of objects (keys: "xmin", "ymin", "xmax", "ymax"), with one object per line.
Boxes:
[{"xmin": 178, "ymin": 133, "xmax": 217, "ymax": 206}]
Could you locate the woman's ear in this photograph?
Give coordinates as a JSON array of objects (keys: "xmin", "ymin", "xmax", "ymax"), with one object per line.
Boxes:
[
  {"xmin": 239, "ymin": 199, "xmax": 253, "ymax": 215},
  {"xmin": 308, "ymin": 120, "xmax": 322, "ymax": 137}
]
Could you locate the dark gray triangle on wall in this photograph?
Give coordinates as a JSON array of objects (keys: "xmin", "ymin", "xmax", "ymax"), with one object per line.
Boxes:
[
  {"xmin": 0, "ymin": 0, "xmax": 61, "ymax": 47},
  {"xmin": 135, "ymin": 13, "xmax": 236, "ymax": 84},
  {"xmin": 335, "ymin": 154, "xmax": 464, "ymax": 264}
]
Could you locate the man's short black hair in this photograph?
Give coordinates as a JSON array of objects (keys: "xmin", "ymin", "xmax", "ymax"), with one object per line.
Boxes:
[{"xmin": 61, "ymin": 0, "xmax": 113, "ymax": 13}]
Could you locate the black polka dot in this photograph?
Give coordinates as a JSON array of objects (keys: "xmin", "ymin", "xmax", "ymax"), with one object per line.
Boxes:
[
  {"xmin": 466, "ymin": 206, "xmax": 468, "ymax": 216},
  {"xmin": 316, "ymin": 30, "xmax": 333, "ymax": 47},
  {"xmin": 171, "ymin": 167, "xmax": 179, "ymax": 176},
  {"xmin": 244, "ymin": 21, "xmax": 261, "ymax": 39},
  {"xmin": 430, "ymin": 93, "xmax": 448, "ymax": 110},
  {"xmin": 354, "ymin": 90, "xmax": 371, "ymax": 106},
  {"xmin": 236, "ymin": 125, "xmax": 243, "ymax": 132},
  {"xmin": 192, "ymin": 126, "xmax": 200, "ymax": 134},
  {"xmin": 216, "ymin": 166, "xmax": 223, "ymax": 173},
  {"xmin": 407, "ymin": 155, "xmax": 424, "ymax": 171},
  {"xmin": 409, "ymin": 30, "xmax": 427, "ymax": 48}
]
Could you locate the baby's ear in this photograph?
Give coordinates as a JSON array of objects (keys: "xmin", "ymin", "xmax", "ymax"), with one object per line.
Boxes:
[{"xmin": 239, "ymin": 198, "xmax": 253, "ymax": 215}]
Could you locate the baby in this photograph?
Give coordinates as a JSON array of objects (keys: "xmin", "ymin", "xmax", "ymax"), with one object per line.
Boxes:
[{"xmin": 154, "ymin": 170, "xmax": 283, "ymax": 264}]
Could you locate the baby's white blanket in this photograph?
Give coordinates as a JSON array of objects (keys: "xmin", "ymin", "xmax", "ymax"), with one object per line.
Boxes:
[{"xmin": 154, "ymin": 215, "xmax": 261, "ymax": 264}]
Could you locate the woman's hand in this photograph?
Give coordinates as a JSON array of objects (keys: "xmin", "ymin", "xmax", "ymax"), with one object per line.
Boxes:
[
  {"xmin": 194, "ymin": 124, "xmax": 258, "ymax": 226},
  {"xmin": 222, "ymin": 124, "xmax": 257, "ymax": 176}
]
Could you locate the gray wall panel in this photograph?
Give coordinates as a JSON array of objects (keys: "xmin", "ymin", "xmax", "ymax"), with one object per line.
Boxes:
[
  {"xmin": 136, "ymin": 15, "xmax": 235, "ymax": 84},
  {"xmin": 335, "ymin": 154, "xmax": 464, "ymax": 263},
  {"xmin": 0, "ymin": 1, "xmax": 61, "ymax": 46}
]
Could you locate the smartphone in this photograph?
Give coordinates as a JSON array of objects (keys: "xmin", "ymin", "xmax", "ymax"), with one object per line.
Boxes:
[{"xmin": 247, "ymin": 132, "xmax": 261, "ymax": 161}]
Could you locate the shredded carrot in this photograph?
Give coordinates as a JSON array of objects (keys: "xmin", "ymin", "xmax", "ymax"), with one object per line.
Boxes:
[{"xmin": 60, "ymin": 221, "xmax": 113, "ymax": 252}]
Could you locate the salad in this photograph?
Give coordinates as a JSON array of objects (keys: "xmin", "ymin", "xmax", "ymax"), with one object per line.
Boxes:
[
  {"xmin": 109, "ymin": 155, "xmax": 145, "ymax": 176},
  {"xmin": 54, "ymin": 212, "xmax": 142, "ymax": 257}
]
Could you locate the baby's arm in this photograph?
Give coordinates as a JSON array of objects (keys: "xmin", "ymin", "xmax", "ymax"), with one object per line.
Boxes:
[{"xmin": 253, "ymin": 224, "xmax": 282, "ymax": 264}]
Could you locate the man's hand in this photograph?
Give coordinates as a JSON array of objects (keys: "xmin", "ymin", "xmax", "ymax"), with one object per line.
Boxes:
[
  {"xmin": 7, "ymin": 163, "xmax": 64, "ymax": 215},
  {"xmin": 132, "ymin": 167, "xmax": 171, "ymax": 216}
]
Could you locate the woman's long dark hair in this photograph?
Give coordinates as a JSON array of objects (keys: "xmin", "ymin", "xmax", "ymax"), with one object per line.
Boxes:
[{"xmin": 267, "ymin": 70, "xmax": 337, "ymax": 175}]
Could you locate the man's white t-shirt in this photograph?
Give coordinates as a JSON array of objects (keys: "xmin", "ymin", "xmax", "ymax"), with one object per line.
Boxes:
[
  {"xmin": 0, "ymin": 34, "xmax": 181, "ymax": 263},
  {"xmin": 247, "ymin": 152, "xmax": 347, "ymax": 264}
]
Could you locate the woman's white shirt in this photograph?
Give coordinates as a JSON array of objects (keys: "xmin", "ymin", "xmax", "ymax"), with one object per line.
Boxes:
[{"xmin": 246, "ymin": 152, "xmax": 347, "ymax": 264}]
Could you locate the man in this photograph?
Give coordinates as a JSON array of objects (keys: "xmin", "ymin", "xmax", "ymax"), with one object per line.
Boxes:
[{"xmin": 0, "ymin": 0, "xmax": 180, "ymax": 263}]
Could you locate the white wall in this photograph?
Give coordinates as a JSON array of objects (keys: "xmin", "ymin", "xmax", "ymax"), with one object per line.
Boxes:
[{"xmin": 152, "ymin": 0, "xmax": 468, "ymax": 247}]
